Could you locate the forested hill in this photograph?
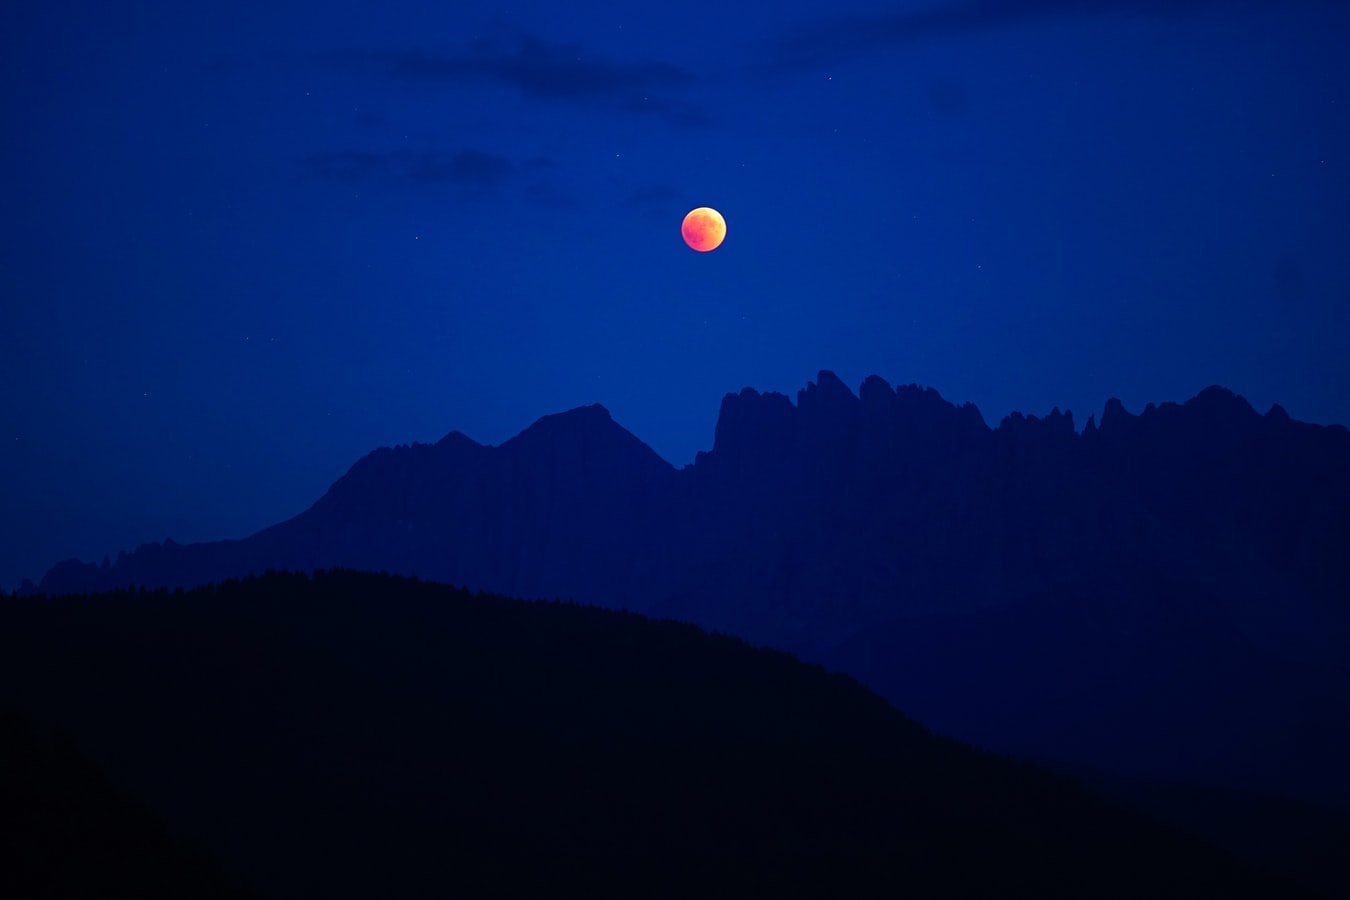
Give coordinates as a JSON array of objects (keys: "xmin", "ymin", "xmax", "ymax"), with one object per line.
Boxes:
[{"xmin": 0, "ymin": 570, "xmax": 1319, "ymax": 898}]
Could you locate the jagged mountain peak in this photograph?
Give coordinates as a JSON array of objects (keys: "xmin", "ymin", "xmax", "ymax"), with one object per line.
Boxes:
[
  {"xmin": 1092, "ymin": 387, "xmax": 1280, "ymax": 446},
  {"xmin": 435, "ymin": 429, "xmax": 483, "ymax": 449},
  {"xmin": 996, "ymin": 406, "xmax": 1075, "ymax": 434},
  {"xmin": 526, "ymin": 402, "xmax": 613, "ymax": 426},
  {"xmin": 1100, "ymin": 396, "xmax": 1132, "ymax": 432},
  {"xmin": 504, "ymin": 404, "xmax": 622, "ymax": 446},
  {"xmin": 1180, "ymin": 384, "xmax": 1259, "ymax": 423},
  {"xmin": 715, "ymin": 374, "xmax": 985, "ymax": 437},
  {"xmin": 706, "ymin": 387, "xmax": 796, "ymax": 465},
  {"xmin": 502, "ymin": 403, "xmax": 674, "ymax": 474},
  {"xmin": 797, "ymin": 369, "xmax": 859, "ymax": 415},
  {"xmin": 859, "ymin": 373, "xmax": 894, "ymax": 406}
]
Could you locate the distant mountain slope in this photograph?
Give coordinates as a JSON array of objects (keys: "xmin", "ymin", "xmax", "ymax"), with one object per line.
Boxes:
[
  {"xmin": 0, "ymin": 570, "xmax": 1318, "ymax": 899},
  {"xmin": 39, "ymin": 403, "xmax": 679, "ymax": 608},
  {"xmin": 1058, "ymin": 763, "xmax": 1350, "ymax": 900},
  {"xmin": 32, "ymin": 373, "xmax": 1350, "ymax": 808}
]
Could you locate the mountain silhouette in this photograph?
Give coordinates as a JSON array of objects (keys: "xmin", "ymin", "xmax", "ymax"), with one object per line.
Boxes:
[
  {"xmin": 32, "ymin": 372, "xmax": 1350, "ymax": 808},
  {"xmin": 0, "ymin": 570, "xmax": 1322, "ymax": 899}
]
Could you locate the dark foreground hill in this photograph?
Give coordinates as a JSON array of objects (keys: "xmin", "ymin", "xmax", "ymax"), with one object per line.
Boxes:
[
  {"xmin": 1, "ymin": 708, "xmax": 256, "ymax": 899},
  {"xmin": 33, "ymin": 373, "xmax": 1350, "ymax": 810},
  {"xmin": 0, "ymin": 570, "xmax": 1317, "ymax": 899}
]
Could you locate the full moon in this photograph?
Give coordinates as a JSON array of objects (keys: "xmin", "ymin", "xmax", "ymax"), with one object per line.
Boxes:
[{"xmin": 681, "ymin": 207, "xmax": 726, "ymax": 252}]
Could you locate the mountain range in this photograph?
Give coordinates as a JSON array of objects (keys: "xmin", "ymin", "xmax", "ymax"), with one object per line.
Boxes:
[{"xmin": 31, "ymin": 372, "xmax": 1350, "ymax": 808}]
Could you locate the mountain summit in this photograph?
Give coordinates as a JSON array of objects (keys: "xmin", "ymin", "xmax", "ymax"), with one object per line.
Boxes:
[{"xmin": 31, "ymin": 372, "xmax": 1350, "ymax": 807}]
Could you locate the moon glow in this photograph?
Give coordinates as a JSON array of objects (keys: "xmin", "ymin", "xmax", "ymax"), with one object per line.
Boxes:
[{"xmin": 682, "ymin": 207, "xmax": 727, "ymax": 252}]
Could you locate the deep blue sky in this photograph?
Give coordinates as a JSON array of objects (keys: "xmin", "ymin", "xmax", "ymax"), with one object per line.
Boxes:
[{"xmin": 3, "ymin": 0, "xmax": 1348, "ymax": 589}]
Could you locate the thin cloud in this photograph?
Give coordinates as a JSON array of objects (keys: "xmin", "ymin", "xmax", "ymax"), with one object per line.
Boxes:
[
  {"xmin": 405, "ymin": 149, "xmax": 513, "ymax": 188},
  {"xmin": 624, "ymin": 185, "xmax": 685, "ymax": 221},
  {"xmin": 767, "ymin": 0, "xmax": 1289, "ymax": 71},
  {"xmin": 301, "ymin": 150, "xmax": 391, "ymax": 184},
  {"xmin": 333, "ymin": 32, "xmax": 697, "ymax": 115},
  {"xmin": 522, "ymin": 181, "xmax": 578, "ymax": 210},
  {"xmin": 302, "ymin": 148, "xmax": 521, "ymax": 190}
]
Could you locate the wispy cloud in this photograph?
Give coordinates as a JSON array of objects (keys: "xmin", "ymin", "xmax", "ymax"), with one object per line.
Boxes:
[
  {"xmin": 332, "ymin": 32, "xmax": 705, "ymax": 123},
  {"xmin": 767, "ymin": 0, "xmax": 1289, "ymax": 71},
  {"xmin": 301, "ymin": 147, "xmax": 520, "ymax": 191},
  {"xmin": 625, "ymin": 185, "xmax": 682, "ymax": 220}
]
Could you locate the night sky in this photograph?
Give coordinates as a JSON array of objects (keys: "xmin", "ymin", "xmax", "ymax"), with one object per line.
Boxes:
[{"xmin": 3, "ymin": 0, "xmax": 1348, "ymax": 590}]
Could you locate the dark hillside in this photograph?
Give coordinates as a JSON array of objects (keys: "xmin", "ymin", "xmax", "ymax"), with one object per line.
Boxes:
[
  {"xmin": 0, "ymin": 570, "xmax": 1319, "ymax": 898},
  {"xmin": 0, "ymin": 707, "xmax": 255, "ymax": 899}
]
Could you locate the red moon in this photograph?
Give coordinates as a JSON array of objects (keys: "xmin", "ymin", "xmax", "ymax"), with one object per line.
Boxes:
[{"xmin": 681, "ymin": 207, "xmax": 726, "ymax": 252}]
